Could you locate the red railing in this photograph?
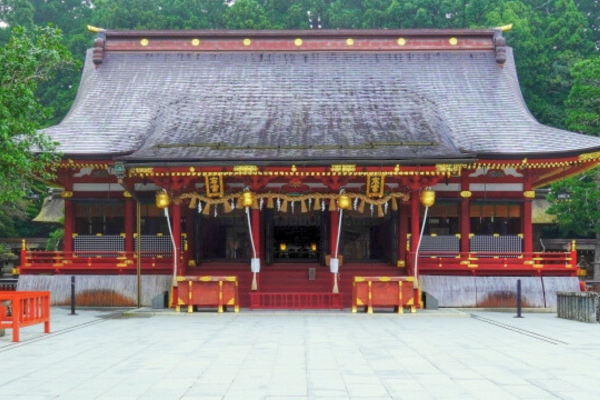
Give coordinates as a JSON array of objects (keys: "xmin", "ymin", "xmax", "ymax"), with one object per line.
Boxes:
[
  {"xmin": 20, "ymin": 251, "xmax": 176, "ymax": 275},
  {"xmin": 410, "ymin": 250, "xmax": 577, "ymax": 276},
  {"xmin": 249, "ymin": 292, "xmax": 343, "ymax": 310},
  {"xmin": 0, "ymin": 291, "xmax": 50, "ymax": 342}
]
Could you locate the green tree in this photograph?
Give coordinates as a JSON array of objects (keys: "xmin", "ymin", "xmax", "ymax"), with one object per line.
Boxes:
[
  {"xmin": 224, "ymin": 0, "xmax": 271, "ymax": 29},
  {"xmin": 0, "ymin": 25, "xmax": 75, "ymax": 205},
  {"xmin": 547, "ymin": 56, "xmax": 600, "ymax": 277}
]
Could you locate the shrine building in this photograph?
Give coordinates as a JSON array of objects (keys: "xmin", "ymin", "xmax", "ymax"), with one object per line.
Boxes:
[{"xmin": 18, "ymin": 27, "xmax": 600, "ymax": 310}]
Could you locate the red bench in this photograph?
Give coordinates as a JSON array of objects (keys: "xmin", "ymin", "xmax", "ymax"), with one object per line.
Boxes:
[{"xmin": 0, "ymin": 291, "xmax": 50, "ymax": 342}]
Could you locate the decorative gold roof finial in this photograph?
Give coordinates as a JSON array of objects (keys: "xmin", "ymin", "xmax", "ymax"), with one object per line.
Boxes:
[
  {"xmin": 496, "ymin": 24, "xmax": 513, "ymax": 32},
  {"xmin": 87, "ymin": 25, "xmax": 105, "ymax": 33}
]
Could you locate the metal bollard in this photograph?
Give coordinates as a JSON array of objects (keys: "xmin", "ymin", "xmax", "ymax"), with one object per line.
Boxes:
[
  {"xmin": 70, "ymin": 276, "xmax": 77, "ymax": 316},
  {"xmin": 515, "ymin": 279, "xmax": 523, "ymax": 318}
]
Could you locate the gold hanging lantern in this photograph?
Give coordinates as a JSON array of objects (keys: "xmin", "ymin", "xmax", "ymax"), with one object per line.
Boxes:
[
  {"xmin": 338, "ymin": 192, "xmax": 352, "ymax": 210},
  {"xmin": 419, "ymin": 188, "xmax": 436, "ymax": 207},
  {"xmin": 310, "ymin": 243, "xmax": 317, "ymax": 252},
  {"xmin": 241, "ymin": 190, "xmax": 255, "ymax": 208},
  {"xmin": 155, "ymin": 191, "xmax": 170, "ymax": 209},
  {"xmin": 279, "ymin": 243, "xmax": 287, "ymax": 251}
]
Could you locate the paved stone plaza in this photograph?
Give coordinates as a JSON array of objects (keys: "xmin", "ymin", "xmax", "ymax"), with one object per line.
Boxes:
[{"xmin": 1, "ymin": 307, "xmax": 599, "ymax": 399}]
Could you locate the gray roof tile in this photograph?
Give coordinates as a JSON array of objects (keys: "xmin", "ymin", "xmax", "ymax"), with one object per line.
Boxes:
[{"xmin": 42, "ymin": 46, "xmax": 600, "ymax": 162}]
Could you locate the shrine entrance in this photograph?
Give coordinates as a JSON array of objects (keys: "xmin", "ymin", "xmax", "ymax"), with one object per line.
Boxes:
[{"xmin": 265, "ymin": 209, "xmax": 326, "ymax": 265}]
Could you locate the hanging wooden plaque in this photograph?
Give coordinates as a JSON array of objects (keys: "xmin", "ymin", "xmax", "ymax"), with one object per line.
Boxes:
[
  {"xmin": 205, "ymin": 175, "xmax": 224, "ymax": 198},
  {"xmin": 366, "ymin": 175, "xmax": 384, "ymax": 198}
]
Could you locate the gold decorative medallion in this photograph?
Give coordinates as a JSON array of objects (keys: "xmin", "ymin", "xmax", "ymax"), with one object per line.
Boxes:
[
  {"xmin": 205, "ymin": 175, "xmax": 224, "ymax": 198},
  {"xmin": 140, "ymin": 38, "xmax": 149, "ymax": 46},
  {"xmin": 243, "ymin": 38, "xmax": 252, "ymax": 46},
  {"xmin": 397, "ymin": 38, "xmax": 406, "ymax": 46},
  {"xmin": 436, "ymin": 163, "xmax": 464, "ymax": 176},
  {"xmin": 346, "ymin": 38, "xmax": 354, "ymax": 46},
  {"xmin": 131, "ymin": 167, "xmax": 154, "ymax": 175},
  {"xmin": 579, "ymin": 151, "xmax": 600, "ymax": 162},
  {"xmin": 191, "ymin": 39, "xmax": 200, "ymax": 46},
  {"xmin": 123, "ymin": 191, "xmax": 132, "ymax": 198},
  {"xmin": 61, "ymin": 191, "xmax": 73, "ymax": 198},
  {"xmin": 294, "ymin": 38, "xmax": 303, "ymax": 46},
  {"xmin": 460, "ymin": 190, "xmax": 472, "ymax": 198},
  {"xmin": 523, "ymin": 190, "xmax": 535, "ymax": 199},
  {"xmin": 331, "ymin": 164, "xmax": 356, "ymax": 173},
  {"xmin": 233, "ymin": 165, "xmax": 258, "ymax": 174},
  {"xmin": 449, "ymin": 37, "xmax": 458, "ymax": 45}
]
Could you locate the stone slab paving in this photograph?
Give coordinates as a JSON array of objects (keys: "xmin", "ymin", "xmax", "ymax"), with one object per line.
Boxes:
[{"xmin": 1, "ymin": 307, "xmax": 600, "ymax": 399}]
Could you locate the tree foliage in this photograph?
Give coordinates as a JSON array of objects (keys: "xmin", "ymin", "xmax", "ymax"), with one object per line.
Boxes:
[
  {"xmin": 0, "ymin": 25, "xmax": 75, "ymax": 204},
  {"xmin": 547, "ymin": 56, "xmax": 600, "ymax": 238}
]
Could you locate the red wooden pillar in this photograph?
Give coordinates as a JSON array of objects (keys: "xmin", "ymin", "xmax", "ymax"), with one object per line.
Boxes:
[
  {"xmin": 171, "ymin": 203, "xmax": 183, "ymax": 276},
  {"xmin": 522, "ymin": 172, "xmax": 533, "ymax": 255},
  {"xmin": 63, "ymin": 197, "xmax": 74, "ymax": 253},
  {"xmin": 398, "ymin": 202, "xmax": 409, "ymax": 266},
  {"xmin": 460, "ymin": 175, "xmax": 471, "ymax": 254},
  {"xmin": 410, "ymin": 191, "xmax": 420, "ymax": 277},
  {"xmin": 330, "ymin": 209, "xmax": 340, "ymax": 259},
  {"xmin": 124, "ymin": 197, "xmax": 135, "ymax": 253},
  {"xmin": 185, "ymin": 206, "xmax": 195, "ymax": 266}
]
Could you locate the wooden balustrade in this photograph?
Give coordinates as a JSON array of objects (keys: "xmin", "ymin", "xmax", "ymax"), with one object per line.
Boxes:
[
  {"xmin": 249, "ymin": 292, "xmax": 343, "ymax": 310},
  {"xmin": 19, "ymin": 251, "xmax": 175, "ymax": 275},
  {"xmin": 175, "ymin": 276, "xmax": 239, "ymax": 313},
  {"xmin": 0, "ymin": 291, "xmax": 50, "ymax": 342},
  {"xmin": 410, "ymin": 251, "xmax": 576, "ymax": 276},
  {"xmin": 352, "ymin": 276, "xmax": 418, "ymax": 314}
]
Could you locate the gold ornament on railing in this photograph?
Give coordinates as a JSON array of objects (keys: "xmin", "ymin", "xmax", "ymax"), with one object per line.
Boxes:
[{"xmin": 419, "ymin": 188, "xmax": 436, "ymax": 207}]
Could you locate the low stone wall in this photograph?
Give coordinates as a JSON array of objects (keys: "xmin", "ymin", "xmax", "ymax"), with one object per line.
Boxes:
[
  {"xmin": 420, "ymin": 276, "xmax": 580, "ymax": 308},
  {"xmin": 557, "ymin": 291, "xmax": 599, "ymax": 323},
  {"xmin": 17, "ymin": 275, "xmax": 172, "ymax": 307}
]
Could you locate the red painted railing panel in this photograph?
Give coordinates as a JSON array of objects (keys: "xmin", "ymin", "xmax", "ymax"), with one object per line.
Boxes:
[
  {"xmin": 20, "ymin": 251, "xmax": 175, "ymax": 275},
  {"xmin": 249, "ymin": 292, "xmax": 343, "ymax": 310},
  {"xmin": 410, "ymin": 251, "xmax": 577, "ymax": 277},
  {"xmin": 0, "ymin": 291, "xmax": 50, "ymax": 342}
]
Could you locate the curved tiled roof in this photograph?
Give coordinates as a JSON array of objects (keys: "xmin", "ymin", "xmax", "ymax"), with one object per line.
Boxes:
[{"xmin": 42, "ymin": 31, "xmax": 600, "ymax": 163}]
